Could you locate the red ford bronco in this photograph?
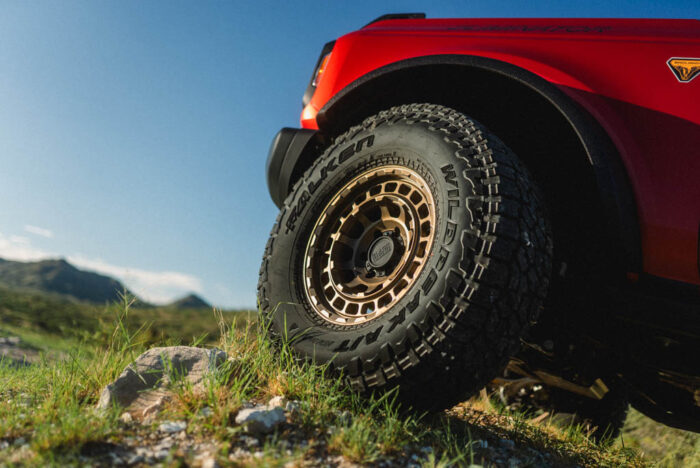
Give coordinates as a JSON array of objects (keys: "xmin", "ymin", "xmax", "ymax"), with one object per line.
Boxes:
[{"xmin": 260, "ymin": 15, "xmax": 700, "ymax": 437}]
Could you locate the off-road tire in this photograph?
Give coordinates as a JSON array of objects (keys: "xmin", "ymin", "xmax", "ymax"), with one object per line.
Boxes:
[{"xmin": 258, "ymin": 103, "xmax": 553, "ymax": 410}]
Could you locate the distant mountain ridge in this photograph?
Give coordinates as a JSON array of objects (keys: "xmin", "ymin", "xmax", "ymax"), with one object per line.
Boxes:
[
  {"xmin": 0, "ymin": 257, "xmax": 132, "ymax": 304},
  {"xmin": 0, "ymin": 257, "xmax": 212, "ymax": 307},
  {"xmin": 167, "ymin": 293, "xmax": 211, "ymax": 309}
]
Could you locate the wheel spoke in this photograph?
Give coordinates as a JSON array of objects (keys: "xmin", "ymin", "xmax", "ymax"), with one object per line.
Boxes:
[
  {"xmin": 331, "ymin": 232, "xmax": 356, "ymax": 247},
  {"xmin": 330, "ymin": 259, "xmax": 355, "ymax": 271}
]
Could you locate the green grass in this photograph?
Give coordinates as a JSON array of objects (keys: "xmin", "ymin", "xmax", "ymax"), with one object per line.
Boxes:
[
  {"xmin": 0, "ymin": 286, "xmax": 252, "ymax": 347},
  {"xmin": 0, "ymin": 292, "xmax": 696, "ymax": 466},
  {"xmin": 618, "ymin": 408, "xmax": 700, "ymax": 467}
]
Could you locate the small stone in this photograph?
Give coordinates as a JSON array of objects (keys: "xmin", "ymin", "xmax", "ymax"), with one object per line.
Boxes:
[
  {"xmin": 201, "ymin": 457, "xmax": 218, "ymax": 468},
  {"xmin": 284, "ymin": 400, "xmax": 301, "ymax": 413},
  {"xmin": 235, "ymin": 407, "xmax": 285, "ymax": 434},
  {"xmin": 338, "ymin": 410, "xmax": 352, "ymax": 425},
  {"xmin": 159, "ymin": 420, "xmax": 187, "ymax": 433},
  {"xmin": 119, "ymin": 412, "xmax": 133, "ymax": 424},
  {"xmin": 508, "ymin": 458, "xmax": 521, "ymax": 468},
  {"xmin": 13, "ymin": 437, "xmax": 26, "ymax": 446},
  {"xmin": 154, "ymin": 449, "xmax": 170, "ymax": 460},
  {"xmin": 473, "ymin": 439, "xmax": 488, "ymax": 449},
  {"xmin": 200, "ymin": 406, "xmax": 213, "ymax": 417},
  {"xmin": 109, "ymin": 452, "xmax": 125, "ymax": 465},
  {"xmin": 229, "ymin": 448, "xmax": 250, "ymax": 460},
  {"xmin": 268, "ymin": 396, "xmax": 287, "ymax": 408},
  {"xmin": 126, "ymin": 454, "xmax": 144, "ymax": 465},
  {"xmin": 499, "ymin": 439, "xmax": 515, "ymax": 449},
  {"xmin": 240, "ymin": 435, "xmax": 260, "ymax": 448},
  {"xmin": 155, "ymin": 438, "xmax": 174, "ymax": 450}
]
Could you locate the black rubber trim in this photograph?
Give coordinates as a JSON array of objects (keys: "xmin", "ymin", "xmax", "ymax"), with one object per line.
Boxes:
[
  {"xmin": 266, "ymin": 128, "xmax": 318, "ymax": 208},
  {"xmin": 315, "ymin": 54, "xmax": 642, "ymax": 271},
  {"xmin": 363, "ymin": 13, "xmax": 426, "ymax": 28}
]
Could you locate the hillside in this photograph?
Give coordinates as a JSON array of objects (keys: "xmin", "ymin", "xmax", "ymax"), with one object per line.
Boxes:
[
  {"xmin": 0, "ymin": 257, "xmax": 131, "ymax": 304},
  {"xmin": 0, "ymin": 286, "xmax": 247, "ymax": 346}
]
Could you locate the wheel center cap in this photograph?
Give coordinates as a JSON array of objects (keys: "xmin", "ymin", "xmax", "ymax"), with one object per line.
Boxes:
[{"xmin": 367, "ymin": 236, "xmax": 396, "ymax": 269}]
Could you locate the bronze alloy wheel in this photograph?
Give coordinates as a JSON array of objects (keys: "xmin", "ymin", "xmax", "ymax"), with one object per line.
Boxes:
[{"xmin": 303, "ymin": 165, "xmax": 436, "ymax": 325}]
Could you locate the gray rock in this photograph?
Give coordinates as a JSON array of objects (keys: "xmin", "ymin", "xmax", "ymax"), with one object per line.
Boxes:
[
  {"xmin": 235, "ymin": 406, "xmax": 286, "ymax": 434},
  {"xmin": 126, "ymin": 454, "xmax": 144, "ymax": 465},
  {"xmin": 97, "ymin": 346, "xmax": 227, "ymax": 413},
  {"xmin": 159, "ymin": 420, "xmax": 187, "ymax": 433}
]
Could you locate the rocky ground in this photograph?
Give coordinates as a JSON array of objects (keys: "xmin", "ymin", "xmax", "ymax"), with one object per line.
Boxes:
[
  {"xmin": 4, "ymin": 334, "xmax": 693, "ymax": 467},
  {"xmin": 69, "ymin": 398, "xmax": 561, "ymax": 467},
  {"xmin": 0, "ymin": 342, "xmax": 591, "ymax": 467}
]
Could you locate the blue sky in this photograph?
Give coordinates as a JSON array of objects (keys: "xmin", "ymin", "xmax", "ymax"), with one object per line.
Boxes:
[{"xmin": 0, "ymin": 1, "xmax": 697, "ymax": 308}]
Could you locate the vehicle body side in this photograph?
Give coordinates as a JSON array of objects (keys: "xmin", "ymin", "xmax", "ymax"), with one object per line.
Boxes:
[{"xmin": 299, "ymin": 18, "xmax": 700, "ymax": 287}]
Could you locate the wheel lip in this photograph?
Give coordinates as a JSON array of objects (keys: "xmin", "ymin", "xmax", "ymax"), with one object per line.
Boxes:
[{"xmin": 302, "ymin": 164, "xmax": 436, "ymax": 326}]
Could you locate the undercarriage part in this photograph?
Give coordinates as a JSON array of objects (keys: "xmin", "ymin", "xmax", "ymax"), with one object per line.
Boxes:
[
  {"xmin": 491, "ymin": 360, "xmax": 629, "ymax": 442},
  {"xmin": 509, "ymin": 275, "xmax": 700, "ymax": 434},
  {"xmin": 499, "ymin": 359, "xmax": 610, "ymax": 400}
]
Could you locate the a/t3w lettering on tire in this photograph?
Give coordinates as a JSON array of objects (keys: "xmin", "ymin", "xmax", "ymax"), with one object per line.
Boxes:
[{"xmin": 258, "ymin": 104, "xmax": 553, "ymax": 410}]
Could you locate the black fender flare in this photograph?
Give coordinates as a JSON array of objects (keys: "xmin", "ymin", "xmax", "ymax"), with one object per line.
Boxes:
[{"xmin": 315, "ymin": 54, "xmax": 641, "ymax": 272}]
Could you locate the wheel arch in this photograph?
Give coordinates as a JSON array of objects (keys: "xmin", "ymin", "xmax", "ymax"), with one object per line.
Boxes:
[{"xmin": 304, "ymin": 54, "xmax": 641, "ymax": 275}]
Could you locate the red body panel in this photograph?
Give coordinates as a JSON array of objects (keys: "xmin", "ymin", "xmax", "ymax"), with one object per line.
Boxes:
[{"xmin": 301, "ymin": 18, "xmax": 700, "ymax": 286}]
